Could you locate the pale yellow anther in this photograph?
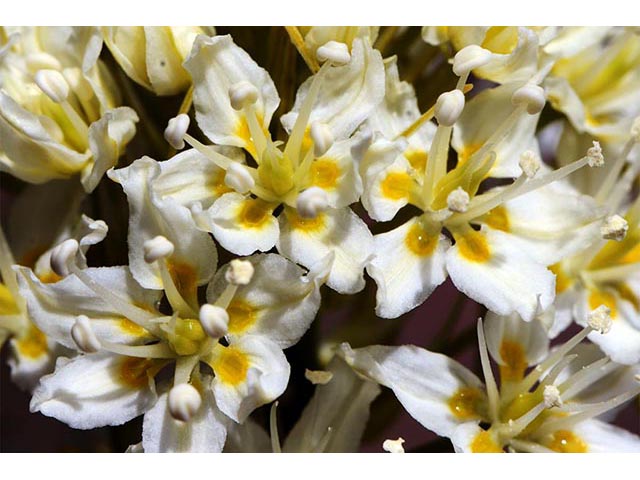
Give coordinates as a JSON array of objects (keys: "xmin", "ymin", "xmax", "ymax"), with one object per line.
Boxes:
[
  {"xmin": 296, "ymin": 186, "xmax": 329, "ymax": 219},
  {"xmin": 519, "ymin": 150, "xmax": 540, "ymax": 178},
  {"xmin": 26, "ymin": 53, "xmax": 62, "ymax": 72},
  {"xmin": 382, "ymin": 437, "xmax": 405, "ymax": 453},
  {"xmin": 310, "ymin": 121, "xmax": 334, "ymax": 157},
  {"xmin": 316, "ymin": 41, "xmax": 351, "ymax": 65},
  {"xmin": 543, "ymin": 385, "xmax": 563, "ymax": 409},
  {"xmin": 199, "ymin": 304, "xmax": 229, "ymax": 339},
  {"xmin": 71, "ymin": 315, "xmax": 101, "ymax": 353},
  {"xmin": 601, "ymin": 214, "xmax": 628, "ymax": 241},
  {"xmin": 304, "ymin": 369, "xmax": 334, "ymax": 385},
  {"xmin": 435, "ymin": 89, "xmax": 465, "ymax": 127},
  {"xmin": 511, "ymin": 84, "xmax": 546, "ymax": 115},
  {"xmin": 164, "ymin": 114, "xmax": 190, "ymax": 150},
  {"xmin": 168, "ymin": 383, "xmax": 202, "ymax": 422},
  {"xmin": 587, "ymin": 141, "xmax": 604, "ymax": 167},
  {"xmin": 452, "ymin": 45, "xmax": 492, "ymax": 76},
  {"xmin": 143, "ymin": 236, "xmax": 175, "ymax": 264},
  {"xmin": 588, "ymin": 305, "xmax": 612, "ymax": 334},
  {"xmin": 229, "ymin": 81, "xmax": 259, "ymax": 111},
  {"xmin": 34, "ymin": 69, "xmax": 69, "ymax": 103},
  {"xmin": 225, "ymin": 259, "xmax": 254, "ymax": 286},
  {"xmin": 224, "ymin": 162, "xmax": 255, "ymax": 194},
  {"xmin": 50, "ymin": 239, "xmax": 79, "ymax": 277},
  {"xmin": 447, "ymin": 187, "xmax": 470, "ymax": 213}
]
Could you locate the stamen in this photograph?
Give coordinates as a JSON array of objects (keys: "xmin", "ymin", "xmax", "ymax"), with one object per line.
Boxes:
[
  {"xmin": 26, "ymin": 53, "xmax": 62, "ymax": 72},
  {"xmin": 100, "ymin": 340, "xmax": 176, "ymax": 359},
  {"xmin": 270, "ymin": 401, "xmax": 282, "ymax": 453},
  {"xmin": 143, "ymin": 236, "xmax": 174, "ymax": 264},
  {"xmin": 539, "ymin": 354, "xmax": 577, "ymax": 389},
  {"xmin": 558, "ymin": 357, "xmax": 615, "ymax": 401},
  {"xmin": 71, "ymin": 315, "xmax": 101, "ymax": 353},
  {"xmin": 310, "ymin": 121, "xmax": 334, "ymax": 157},
  {"xmin": 601, "ymin": 214, "xmax": 628, "ymax": 241},
  {"xmin": 477, "ymin": 319, "xmax": 500, "ymax": 422},
  {"xmin": 199, "ymin": 304, "xmax": 229, "ymax": 339},
  {"xmin": 316, "ymin": 41, "xmax": 351, "ymax": 66},
  {"xmin": 224, "ymin": 162, "xmax": 255, "ymax": 194},
  {"xmin": 594, "ymin": 138, "xmax": 636, "ymax": 204},
  {"xmin": 586, "ymin": 141, "xmax": 604, "ymax": 167},
  {"xmin": 434, "ymin": 89, "xmax": 465, "ymax": 127},
  {"xmin": 50, "ymin": 239, "xmax": 79, "ymax": 277},
  {"xmin": 296, "ymin": 187, "xmax": 329, "ymax": 219},
  {"xmin": 164, "ymin": 113, "xmax": 190, "ymax": 150},
  {"xmin": 156, "ymin": 259, "xmax": 198, "ymax": 318},
  {"xmin": 423, "ymin": 122, "xmax": 453, "ymax": 205},
  {"xmin": 304, "ymin": 369, "xmax": 333, "ymax": 385},
  {"xmin": 587, "ymin": 305, "xmax": 612, "ymax": 334},
  {"xmin": 173, "ymin": 355, "xmax": 199, "ymax": 384},
  {"xmin": 168, "ymin": 383, "xmax": 202, "ymax": 422},
  {"xmin": 511, "ymin": 84, "xmax": 546, "ymax": 115},
  {"xmin": 183, "ymin": 134, "xmax": 233, "ymax": 170},
  {"xmin": 508, "ymin": 439, "xmax": 555, "ymax": 453},
  {"xmin": 518, "ymin": 150, "xmax": 540, "ymax": 178},
  {"xmin": 229, "ymin": 81, "xmax": 259, "ymax": 111},
  {"xmin": 242, "ymin": 103, "xmax": 269, "ymax": 159},
  {"xmin": 447, "ymin": 187, "xmax": 470, "ymax": 213},
  {"xmin": 543, "ymin": 385, "xmax": 563, "ymax": 408},
  {"xmin": 382, "ymin": 437, "xmax": 406, "ymax": 453},
  {"xmin": 452, "ymin": 45, "xmax": 492, "ymax": 78},
  {"xmin": 500, "ymin": 401, "xmax": 546, "ymax": 438},
  {"xmin": 225, "ymin": 259, "xmax": 255, "ymax": 286}
]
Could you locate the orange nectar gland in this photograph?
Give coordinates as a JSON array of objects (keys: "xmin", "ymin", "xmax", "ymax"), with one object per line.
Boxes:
[
  {"xmin": 470, "ymin": 431, "xmax": 504, "ymax": 453},
  {"xmin": 447, "ymin": 387, "xmax": 485, "ymax": 420},
  {"xmin": 15, "ymin": 324, "xmax": 48, "ymax": 359},
  {"xmin": 285, "ymin": 208, "xmax": 325, "ymax": 232},
  {"xmin": 309, "ymin": 159, "xmax": 340, "ymax": 190},
  {"xmin": 455, "ymin": 230, "xmax": 491, "ymax": 263},
  {"xmin": 588, "ymin": 290, "xmax": 617, "ymax": 319},
  {"xmin": 118, "ymin": 318, "xmax": 147, "ymax": 337},
  {"xmin": 237, "ymin": 198, "xmax": 273, "ymax": 229},
  {"xmin": 226, "ymin": 298, "xmax": 258, "ymax": 335},
  {"xmin": 213, "ymin": 347, "xmax": 249, "ymax": 386},
  {"xmin": 544, "ymin": 430, "xmax": 588, "ymax": 453},
  {"xmin": 381, "ymin": 172, "xmax": 413, "ymax": 201},
  {"xmin": 405, "ymin": 222, "xmax": 439, "ymax": 257},
  {"xmin": 498, "ymin": 340, "xmax": 527, "ymax": 382},
  {"xmin": 117, "ymin": 357, "xmax": 159, "ymax": 389},
  {"xmin": 482, "ymin": 206, "xmax": 510, "ymax": 232}
]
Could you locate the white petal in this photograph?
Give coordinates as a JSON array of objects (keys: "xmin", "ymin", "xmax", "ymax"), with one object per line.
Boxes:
[
  {"xmin": 15, "ymin": 266, "xmax": 159, "ymax": 349},
  {"xmin": 341, "ymin": 343, "xmax": 485, "ymax": 438},
  {"xmin": 211, "ymin": 336, "xmax": 289, "ymax": 423},
  {"xmin": 207, "ymin": 192, "xmax": 279, "ymax": 256},
  {"xmin": 30, "ymin": 352, "xmax": 158, "ymax": 429},
  {"xmin": 367, "ymin": 218, "xmax": 450, "ymax": 319},
  {"xmin": 206, "ymin": 253, "xmax": 321, "ymax": 348},
  {"xmin": 223, "ymin": 417, "xmax": 271, "ymax": 452},
  {"xmin": 142, "ymin": 386, "xmax": 228, "ymax": 453},
  {"xmin": 536, "ymin": 420, "xmax": 640, "ymax": 453},
  {"xmin": 484, "ymin": 311, "xmax": 549, "ymax": 369},
  {"xmin": 8, "ymin": 338, "xmax": 67, "ymax": 392},
  {"xmin": 451, "ymin": 423, "xmax": 503, "ymax": 453},
  {"xmin": 184, "ymin": 34, "xmax": 279, "ymax": 149},
  {"xmin": 84, "ymin": 106, "xmax": 138, "ymax": 192},
  {"xmin": 283, "ymin": 355, "xmax": 380, "ymax": 453},
  {"xmin": 108, "ymin": 157, "xmax": 218, "ymax": 290},
  {"xmin": 452, "ymin": 82, "xmax": 540, "ymax": 178},
  {"xmin": 278, "ymin": 206, "xmax": 373, "ymax": 294},
  {"xmin": 281, "ymin": 38, "xmax": 385, "ymax": 140},
  {"xmin": 446, "ymin": 227, "xmax": 555, "ymax": 322}
]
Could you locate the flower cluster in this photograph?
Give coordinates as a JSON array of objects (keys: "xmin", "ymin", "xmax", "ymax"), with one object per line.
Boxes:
[{"xmin": 1, "ymin": 26, "xmax": 639, "ymax": 453}]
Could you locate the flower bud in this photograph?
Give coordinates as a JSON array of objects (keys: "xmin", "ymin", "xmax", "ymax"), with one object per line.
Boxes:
[
  {"xmin": 168, "ymin": 383, "xmax": 202, "ymax": 422},
  {"xmin": 434, "ymin": 90, "xmax": 465, "ymax": 127}
]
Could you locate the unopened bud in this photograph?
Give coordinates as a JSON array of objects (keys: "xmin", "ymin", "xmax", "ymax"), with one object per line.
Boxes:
[
  {"xmin": 229, "ymin": 81, "xmax": 258, "ymax": 111},
  {"xmin": 50, "ymin": 239, "xmax": 79, "ymax": 277},
  {"xmin": 310, "ymin": 121, "xmax": 334, "ymax": 157},
  {"xmin": 434, "ymin": 90, "xmax": 465, "ymax": 127},
  {"xmin": 224, "ymin": 162, "xmax": 255, "ymax": 194},
  {"xmin": 168, "ymin": 383, "xmax": 202, "ymax": 422},
  {"xmin": 586, "ymin": 141, "xmax": 604, "ymax": 167},
  {"xmin": 382, "ymin": 437, "xmax": 405, "ymax": 453},
  {"xmin": 71, "ymin": 315, "xmax": 101, "ymax": 353},
  {"xmin": 164, "ymin": 114, "xmax": 190, "ymax": 150},
  {"xmin": 588, "ymin": 305, "xmax": 612, "ymax": 334},
  {"xmin": 199, "ymin": 304, "xmax": 229, "ymax": 339},
  {"xmin": 447, "ymin": 187, "xmax": 470, "ymax": 213},
  {"xmin": 452, "ymin": 45, "xmax": 492, "ymax": 76},
  {"xmin": 543, "ymin": 385, "xmax": 563, "ymax": 409},
  {"xmin": 296, "ymin": 186, "xmax": 329, "ymax": 219},
  {"xmin": 519, "ymin": 150, "xmax": 540, "ymax": 178},
  {"xmin": 316, "ymin": 41, "xmax": 351, "ymax": 66},
  {"xmin": 511, "ymin": 84, "xmax": 546, "ymax": 115},
  {"xmin": 34, "ymin": 69, "xmax": 69, "ymax": 103},
  {"xmin": 143, "ymin": 236, "xmax": 174, "ymax": 264},
  {"xmin": 225, "ymin": 259, "xmax": 254, "ymax": 285},
  {"xmin": 601, "ymin": 214, "xmax": 628, "ymax": 241}
]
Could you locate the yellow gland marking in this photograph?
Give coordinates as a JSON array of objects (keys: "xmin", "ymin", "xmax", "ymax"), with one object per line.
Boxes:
[
  {"xmin": 405, "ymin": 150, "xmax": 428, "ymax": 173},
  {"xmin": 167, "ymin": 261, "xmax": 198, "ymax": 305},
  {"xmin": 481, "ymin": 26, "xmax": 518, "ymax": 55},
  {"xmin": 456, "ymin": 230, "xmax": 491, "ymax": 263},
  {"xmin": 615, "ymin": 283, "xmax": 639, "ymax": 310},
  {"xmin": 214, "ymin": 346, "xmax": 250, "ymax": 386},
  {"xmin": 227, "ymin": 299, "xmax": 258, "ymax": 334},
  {"xmin": 207, "ymin": 169, "xmax": 233, "ymax": 197},
  {"xmin": 119, "ymin": 318, "xmax": 148, "ymax": 337},
  {"xmin": 117, "ymin": 357, "xmax": 157, "ymax": 389},
  {"xmin": 234, "ymin": 113, "xmax": 266, "ymax": 158},
  {"xmin": 499, "ymin": 340, "xmax": 527, "ymax": 382},
  {"xmin": 38, "ymin": 271, "xmax": 62, "ymax": 284},
  {"xmin": 310, "ymin": 159, "xmax": 340, "ymax": 190},
  {"xmin": 483, "ymin": 206, "xmax": 510, "ymax": 233},
  {"xmin": 457, "ymin": 143, "xmax": 482, "ymax": 166},
  {"xmin": 545, "ymin": 430, "xmax": 588, "ymax": 453},
  {"xmin": 15, "ymin": 324, "xmax": 48, "ymax": 359},
  {"xmin": 447, "ymin": 387, "xmax": 484, "ymax": 420},
  {"xmin": 0, "ymin": 283, "xmax": 20, "ymax": 315},
  {"xmin": 588, "ymin": 290, "xmax": 617, "ymax": 319},
  {"xmin": 285, "ymin": 209, "xmax": 326, "ymax": 233},
  {"xmin": 621, "ymin": 242, "xmax": 640, "ymax": 264},
  {"xmin": 20, "ymin": 245, "xmax": 48, "ymax": 269},
  {"xmin": 470, "ymin": 430, "xmax": 504, "ymax": 453},
  {"xmin": 405, "ymin": 222, "xmax": 439, "ymax": 257},
  {"xmin": 549, "ymin": 263, "xmax": 574, "ymax": 294},
  {"xmin": 381, "ymin": 172, "xmax": 413, "ymax": 201},
  {"xmin": 238, "ymin": 198, "xmax": 273, "ymax": 229},
  {"xmin": 301, "ymin": 126, "xmax": 313, "ymax": 154}
]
